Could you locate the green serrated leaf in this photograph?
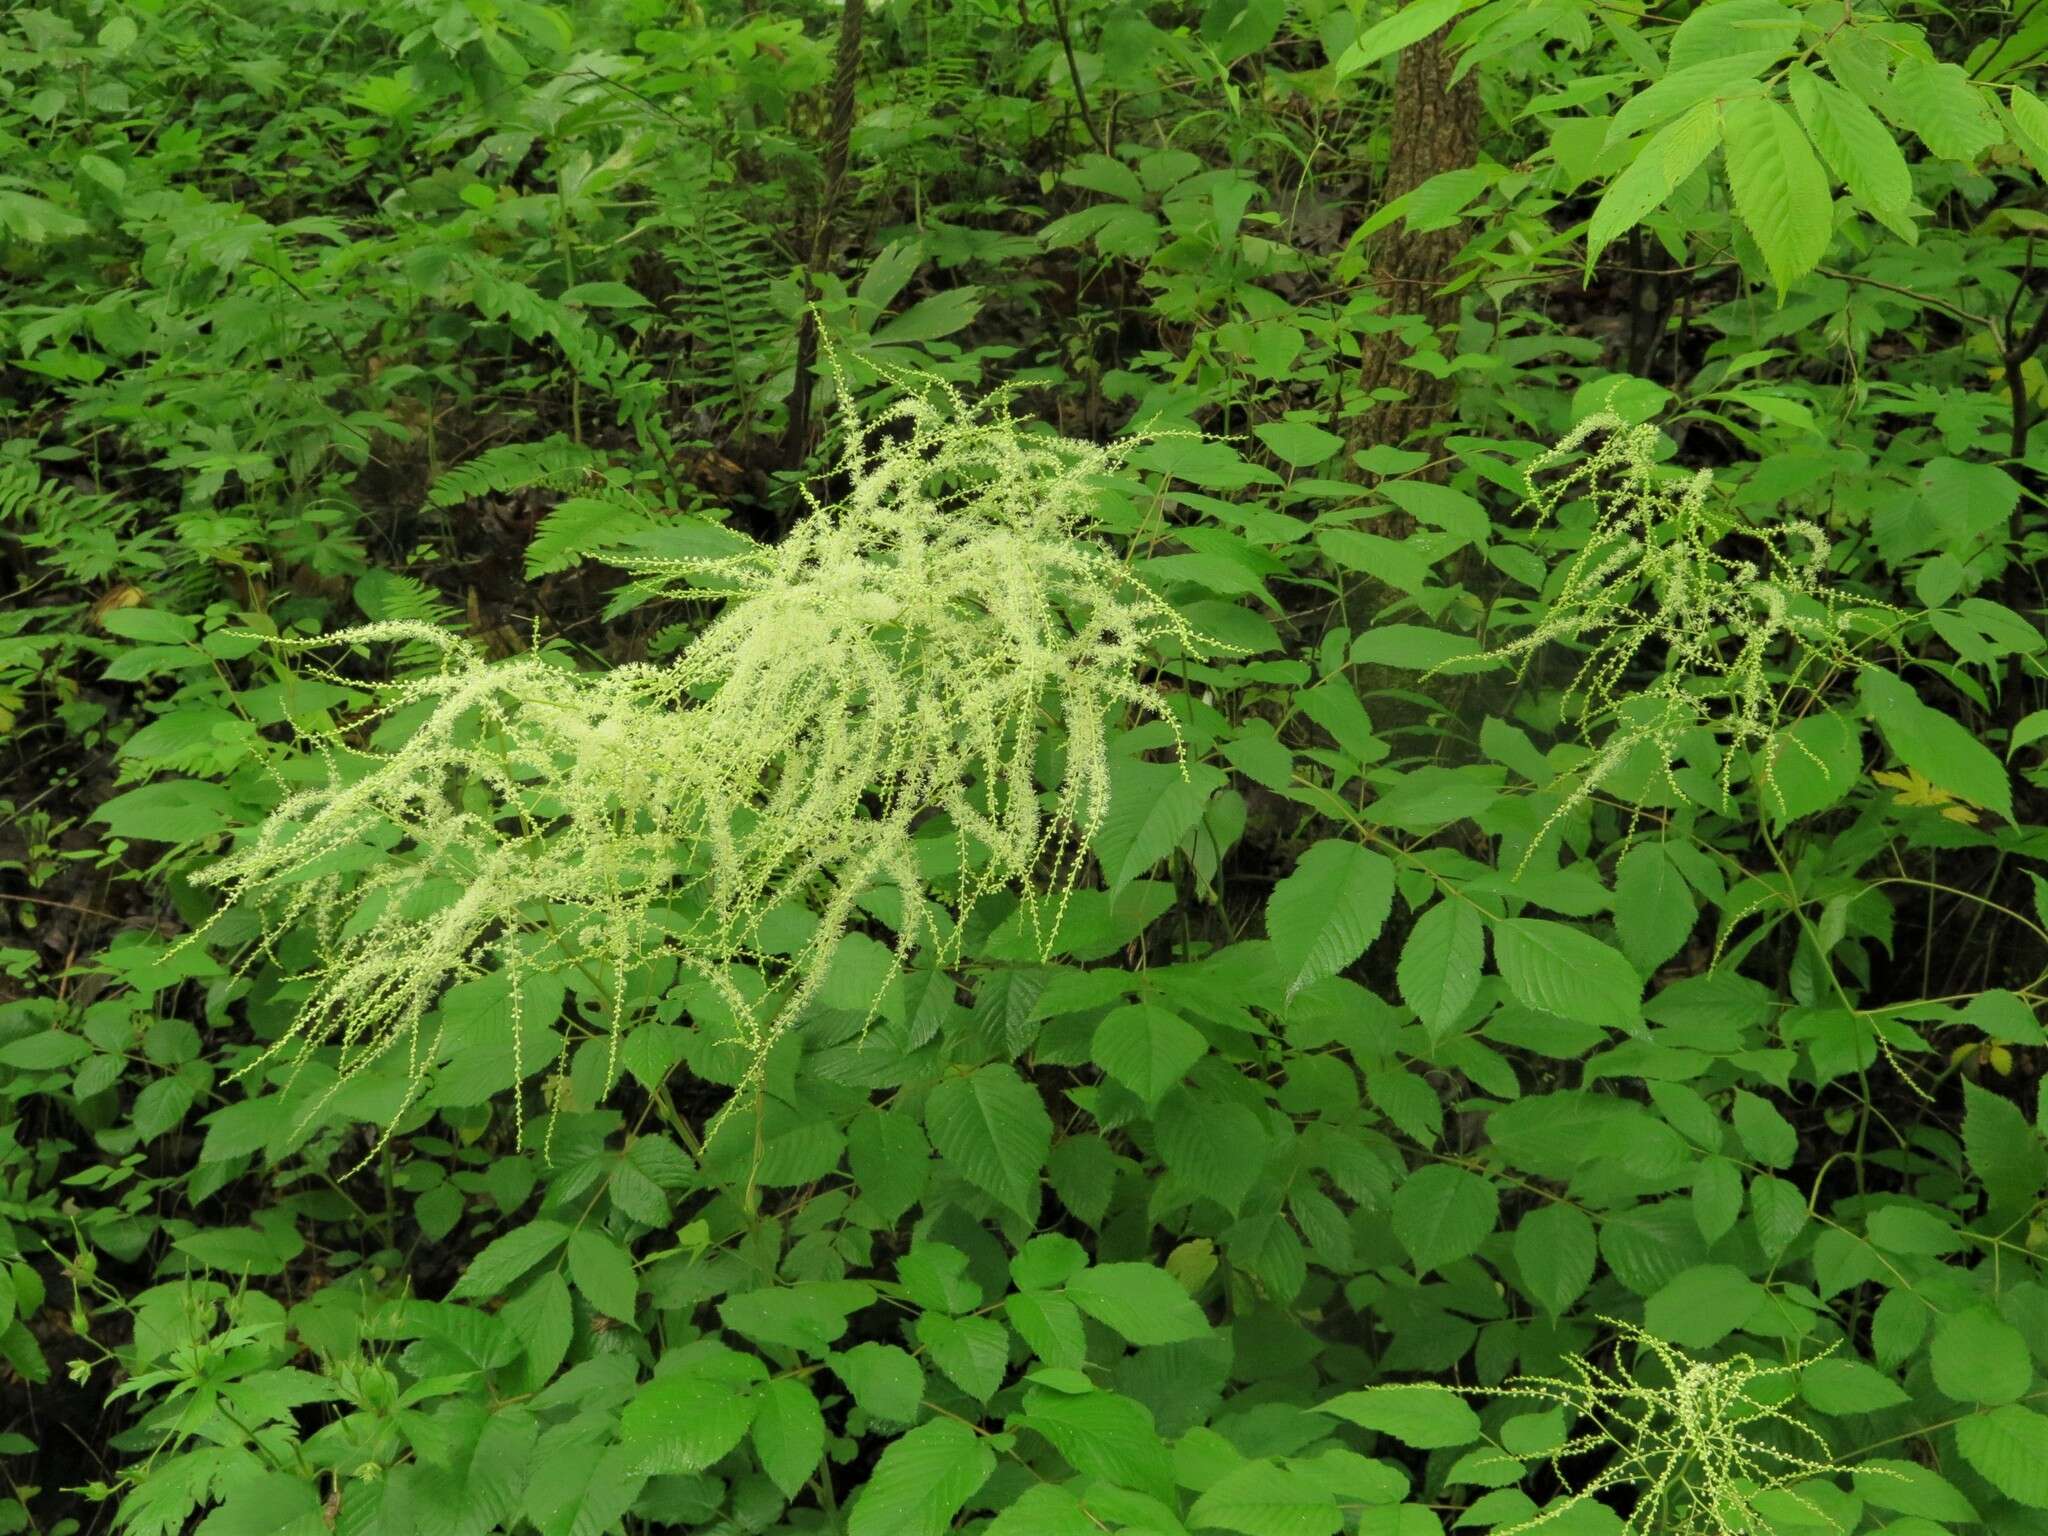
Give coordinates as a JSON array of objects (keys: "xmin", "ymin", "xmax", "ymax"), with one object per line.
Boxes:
[
  {"xmin": 1613, "ymin": 843, "xmax": 1695, "ymax": 973},
  {"xmin": 1064, "ymin": 1262, "xmax": 1211, "ymax": 1344},
  {"xmin": 620, "ymin": 1374, "xmax": 757, "ymax": 1474},
  {"xmin": 845, "ymin": 1419, "xmax": 996, "ymax": 1536},
  {"xmin": 1334, "ymin": 0, "xmax": 1470, "ymax": 81},
  {"xmin": 1090, "ymin": 1002, "xmax": 1206, "ymax": 1106},
  {"xmin": 1644, "ymin": 1264, "xmax": 1765, "ymax": 1349},
  {"xmin": 1955, "ymin": 1405, "xmax": 2048, "ymax": 1507},
  {"xmin": 1317, "ymin": 1385, "xmax": 1482, "ymax": 1449},
  {"xmin": 1397, "ymin": 899, "xmax": 1486, "ymax": 1042},
  {"xmin": 1189, "ymin": 1460, "xmax": 1342, "ymax": 1536},
  {"xmin": 1788, "ymin": 67, "xmax": 1912, "ymax": 217},
  {"xmin": 1587, "ymin": 100, "xmax": 1724, "ymax": 264},
  {"xmin": 1932, "ymin": 1307, "xmax": 2033, "ymax": 1406},
  {"xmin": 1962, "ymin": 1080, "xmax": 2047, "ymax": 1213},
  {"xmin": 1268, "ymin": 841, "xmax": 1395, "ymax": 1002},
  {"xmin": 1512, "ymin": 1202, "xmax": 1596, "ymax": 1317},
  {"xmin": 1722, "ymin": 94, "xmax": 1834, "ymax": 297},
  {"xmin": 1493, "ymin": 918, "xmax": 1644, "ymax": 1036},
  {"xmin": 752, "ymin": 1378, "xmax": 825, "ymax": 1501},
  {"xmin": 1859, "ymin": 667, "xmax": 2014, "ymax": 823},
  {"xmin": 2010, "ymin": 87, "xmax": 2048, "ymax": 178},
  {"xmin": 449, "ymin": 1221, "xmax": 569, "ymax": 1300},
  {"xmin": 1393, "ymin": 1164, "xmax": 1499, "ymax": 1275},
  {"xmin": 1894, "ymin": 56, "xmax": 2001, "ymax": 162},
  {"xmin": 925, "ymin": 1064, "xmax": 1051, "ymax": 1219},
  {"xmin": 1800, "ymin": 1358, "xmax": 1908, "ymax": 1416},
  {"xmin": 565, "ymin": 1230, "xmax": 637, "ymax": 1322}
]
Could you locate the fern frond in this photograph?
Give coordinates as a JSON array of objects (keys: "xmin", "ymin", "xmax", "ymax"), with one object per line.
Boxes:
[
  {"xmin": 658, "ymin": 189, "xmax": 786, "ymax": 434},
  {"xmin": 351, "ymin": 569, "xmax": 460, "ymax": 628},
  {"xmin": 426, "ymin": 435, "xmax": 604, "ymax": 508}
]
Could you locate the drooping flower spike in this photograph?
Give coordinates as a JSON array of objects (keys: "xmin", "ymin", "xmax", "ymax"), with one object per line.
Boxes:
[{"xmin": 182, "ymin": 368, "xmax": 1217, "ymax": 1167}]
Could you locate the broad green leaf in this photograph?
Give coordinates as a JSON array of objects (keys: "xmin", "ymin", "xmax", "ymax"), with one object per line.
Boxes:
[
  {"xmin": 194, "ymin": 1473, "xmax": 325, "ymax": 1536},
  {"xmin": 1268, "ymin": 840, "xmax": 1395, "ymax": 1002},
  {"xmin": 1609, "ymin": 51, "xmax": 1778, "ymax": 144},
  {"xmin": 1065, "ymin": 1262, "xmax": 1211, "ymax": 1344},
  {"xmin": 1954, "ymin": 1405, "xmax": 2048, "ymax": 1508},
  {"xmin": 872, "ymin": 285, "xmax": 983, "ymax": 344},
  {"xmin": 1255, "ymin": 420, "xmax": 1344, "ymax": 467},
  {"xmin": 450, "ymin": 1221, "xmax": 570, "ymax": 1300},
  {"xmin": 916, "ymin": 1313, "xmax": 1009, "ymax": 1400},
  {"xmin": 1158, "ymin": 1089, "xmax": 1266, "ymax": 1215},
  {"xmin": 1666, "ymin": 1, "xmax": 1800, "ymax": 72},
  {"xmin": 1189, "ymin": 1460, "xmax": 1342, "ymax": 1536},
  {"xmin": 1587, "ymin": 101, "xmax": 1723, "ymax": 264},
  {"xmin": 92, "ymin": 779, "xmax": 237, "ymax": 843},
  {"xmin": 1788, "ymin": 67, "xmax": 1912, "ymax": 218},
  {"xmin": 1731, "ymin": 1089, "xmax": 1797, "ymax": 1168},
  {"xmin": 1867, "ymin": 1203, "xmax": 1963, "ymax": 1257},
  {"xmin": 1318, "ymin": 1385, "xmax": 1482, "ymax": 1449},
  {"xmin": 1893, "ymin": 56, "xmax": 2001, "ymax": 162},
  {"xmin": 1644, "ymin": 1264, "xmax": 1765, "ymax": 1348},
  {"xmin": 1096, "ymin": 768, "xmax": 1208, "ymax": 895},
  {"xmin": 620, "ymin": 1375, "xmax": 756, "ymax": 1474},
  {"xmin": 1859, "ymin": 667, "xmax": 2014, "ymax": 823},
  {"xmin": 987, "ymin": 1485, "xmax": 1101, "ymax": 1536},
  {"xmin": 1613, "ymin": 843, "xmax": 1695, "ymax": 973},
  {"xmin": 503, "ymin": 1271, "xmax": 573, "ymax": 1392},
  {"xmin": 848, "ymin": 1108, "xmax": 930, "ymax": 1225},
  {"xmin": 835, "ymin": 1342, "xmax": 925, "ymax": 1423},
  {"xmin": 2011, "ymin": 87, "xmax": 2048, "ymax": 179},
  {"xmin": 1757, "ymin": 709, "xmax": 1863, "ymax": 826},
  {"xmin": 1749, "ymin": 1173, "xmax": 1806, "ymax": 1257},
  {"xmin": 1012, "ymin": 1233, "xmax": 1091, "ymax": 1291},
  {"xmin": 1006, "ymin": 1291, "xmax": 1088, "ymax": 1369},
  {"xmin": 98, "ymin": 13, "xmax": 140, "ymax": 51},
  {"xmin": 1962, "ymin": 1079, "xmax": 2046, "ymax": 1213},
  {"xmin": 1392, "ymin": 1164, "xmax": 1498, "ymax": 1275},
  {"xmin": 1492, "ymin": 918, "xmax": 1643, "ymax": 1036},
  {"xmin": 899, "ymin": 1242, "xmax": 983, "ymax": 1314},
  {"xmin": 565, "ymin": 1229, "xmax": 637, "ymax": 1321},
  {"xmin": 1964, "ymin": 990, "xmax": 2043, "ymax": 1045},
  {"xmin": 925, "ymin": 1064, "xmax": 1052, "ymax": 1219},
  {"xmin": 1693, "ymin": 1157, "xmax": 1744, "ymax": 1243},
  {"xmin": 1931, "ymin": 1307, "xmax": 2032, "ymax": 1405},
  {"xmin": 1800, "ymin": 1358, "xmax": 1909, "ymax": 1416},
  {"xmin": 1377, "ymin": 481, "xmax": 1491, "ymax": 542},
  {"xmin": 846, "ymin": 1419, "xmax": 996, "ymax": 1536},
  {"xmin": 1512, "ymin": 1203, "xmax": 1596, "ymax": 1317},
  {"xmin": 1722, "ymin": 94, "xmax": 1833, "ymax": 297},
  {"xmin": 0, "ymin": 1031, "xmax": 89, "ymax": 1070},
  {"xmin": 525, "ymin": 1438, "xmax": 645, "ymax": 1536},
  {"xmin": 558, "ymin": 280, "xmax": 648, "ymax": 308},
  {"xmin": 1855, "ymin": 1460, "xmax": 1980, "ymax": 1523},
  {"xmin": 752, "ymin": 1378, "xmax": 825, "ymax": 1500},
  {"xmin": 1016, "ymin": 1387, "xmax": 1176, "ymax": 1504},
  {"xmin": 1228, "ymin": 1210, "xmax": 1308, "ymax": 1304},
  {"xmin": 1091, "ymin": 1003, "xmax": 1206, "ymax": 1106},
  {"xmin": 1397, "ymin": 899, "xmax": 1486, "ymax": 1042},
  {"xmin": 719, "ymin": 1281, "xmax": 875, "ymax": 1352},
  {"xmin": 1350, "ymin": 625, "xmax": 1483, "ymax": 670},
  {"xmin": 1334, "ymin": 0, "xmax": 1470, "ymax": 81}
]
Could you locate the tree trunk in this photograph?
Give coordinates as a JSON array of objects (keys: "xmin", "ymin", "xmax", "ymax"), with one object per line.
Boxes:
[
  {"xmin": 1348, "ymin": 22, "xmax": 1478, "ymax": 477},
  {"xmin": 780, "ymin": 0, "xmax": 867, "ymax": 476}
]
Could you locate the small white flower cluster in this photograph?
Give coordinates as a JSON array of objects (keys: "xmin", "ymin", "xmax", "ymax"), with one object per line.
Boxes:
[
  {"xmin": 185, "ymin": 373, "xmax": 1205, "ymax": 1163},
  {"xmin": 1448, "ymin": 414, "xmax": 1895, "ymax": 853},
  {"xmin": 1491, "ymin": 1320, "xmax": 1866, "ymax": 1536}
]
